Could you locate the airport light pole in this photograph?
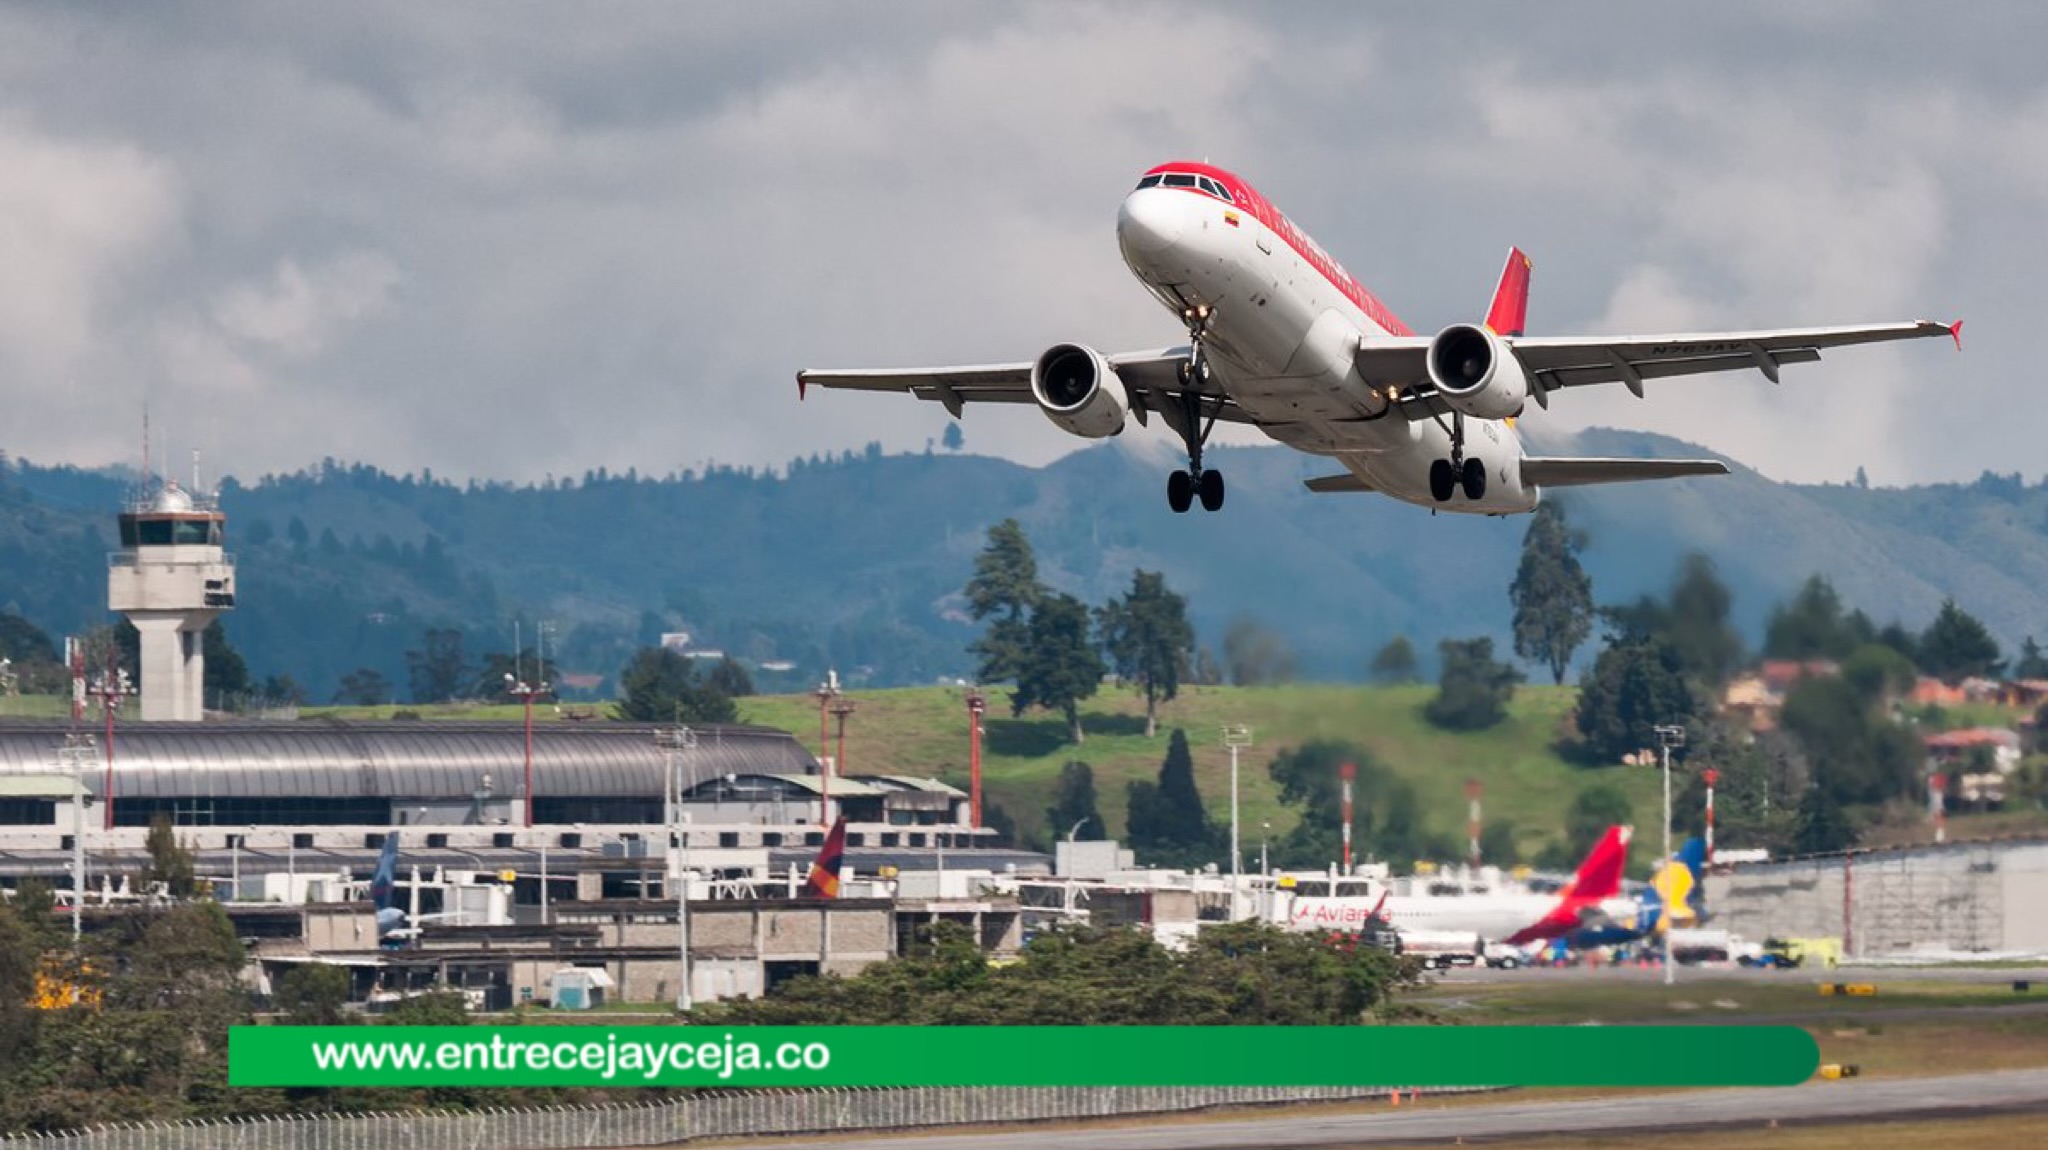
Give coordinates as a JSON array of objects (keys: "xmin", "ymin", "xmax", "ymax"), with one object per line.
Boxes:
[
  {"xmin": 1654, "ymin": 724, "xmax": 1686, "ymax": 987},
  {"xmin": 966, "ymin": 691, "xmax": 986, "ymax": 830},
  {"xmin": 506, "ymin": 674, "xmax": 550, "ymax": 827},
  {"xmin": 813, "ymin": 680, "xmax": 838, "ymax": 824},
  {"xmin": 1223, "ymin": 725, "xmax": 1252, "ymax": 902}
]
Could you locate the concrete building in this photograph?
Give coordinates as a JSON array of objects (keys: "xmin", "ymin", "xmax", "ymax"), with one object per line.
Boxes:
[
  {"xmin": 106, "ymin": 481, "xmax": 235, "ymax": 722},
  {"xmin": 1704, "ymin": 836, "xmax": 2048, "ymax": 957}
]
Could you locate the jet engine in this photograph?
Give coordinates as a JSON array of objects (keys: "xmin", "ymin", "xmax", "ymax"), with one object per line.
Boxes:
[
  {"xmin": 1030, "ymin": 343, "xmax": 1132, "ymax": 438},
  {"xmin": 1426, "ymin": 323, "xmax": 1529, "ymax": 420}
]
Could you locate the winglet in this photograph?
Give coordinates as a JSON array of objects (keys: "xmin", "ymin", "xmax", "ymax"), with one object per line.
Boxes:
[
  {"xmin": 1948, "ymin": 320, "xmax": 1963, "ymax": 351},
  {"xmin": 796, "ymin": 371, "xmax": 809, "ymax": 400},
  {"xmin": 1485, "ymin": 247, "xmax": 1533, "ymax": 337}
]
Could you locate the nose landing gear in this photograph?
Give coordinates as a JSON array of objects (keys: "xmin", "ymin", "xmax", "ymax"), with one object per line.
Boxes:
[{"xmin": 1166, "ymin": 305, "xmax": 1226, "ymax": 514}]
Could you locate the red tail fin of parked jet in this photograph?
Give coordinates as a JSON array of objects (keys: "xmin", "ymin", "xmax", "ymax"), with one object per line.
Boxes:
[
  {"xmin": 802, "ymin": 816, "xmax": 848, "ymax": 899},
  {"xmin": 1503, "ymin": 825, "xmax": 1631, "ymax": 946},
  {"xmin": 1485, "ymin": 247, "xmax": 1532, "ymax": 337}
]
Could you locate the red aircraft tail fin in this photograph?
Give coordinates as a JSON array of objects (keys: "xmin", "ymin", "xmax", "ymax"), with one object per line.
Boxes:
[
  {"xmin": 1562, "ymin": 825, "xmax": 1631, "ymax": 902},
  {"xmin": 1485, "ymin": 247, "xmax": 1533, "ymax": 337},
  {"xmin": 1501, "ymin": 825, "xmax": 1631, "ymax": 947},
  {"xmin": 802, "ymin": 816, "xmax": 848, "ymax": 899}
]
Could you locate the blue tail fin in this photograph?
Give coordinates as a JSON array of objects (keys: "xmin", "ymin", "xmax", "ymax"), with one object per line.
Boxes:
[{"xmin": 370, "ymin": 832, "xmax": 399, "ymax": 912}]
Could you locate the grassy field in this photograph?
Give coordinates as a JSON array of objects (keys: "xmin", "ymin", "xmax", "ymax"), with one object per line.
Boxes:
[
  {"xmin": 47, "ymin": 679, "xmax": 2046, "ymax": 857},
  {"xmin": 733, "ymin": 682, "xmax": 1655, "ymax": 858}
]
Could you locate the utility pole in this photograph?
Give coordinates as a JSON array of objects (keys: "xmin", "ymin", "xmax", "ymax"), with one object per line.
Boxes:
[
  {"xmin": 60, "ymin": 734, "xmax": 95, "ymax": 940},
  {"xmin": 1222, "ymin": 725, "xmax": 1252, "ymax": 901},
  {"xmin": 1654, "ymin": 725, "xmax": 1686, "ymax": 988},
  {"xmin": 659, "ymin": 724, "xmax": 698, "ymax": 1012},
  {"xmin": 507, "ymin": 672, "xmax": 550, "ymax": 827},
  {"xmin": 966, "ymin": 691, "xmax": 986, "ymax": 829}
]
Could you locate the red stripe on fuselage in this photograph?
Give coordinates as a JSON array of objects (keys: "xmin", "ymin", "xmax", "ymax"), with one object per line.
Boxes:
[{"xmin": 1141, "ymin": 161, "xmax": 1415, "ymax": 338}]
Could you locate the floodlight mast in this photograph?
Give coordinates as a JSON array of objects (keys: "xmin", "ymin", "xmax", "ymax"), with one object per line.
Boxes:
[{"xmin": 1653, "ymin": 724, "xmax": 1687, "ymax": 987}]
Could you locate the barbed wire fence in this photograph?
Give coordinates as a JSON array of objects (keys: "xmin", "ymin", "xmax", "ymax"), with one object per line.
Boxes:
[{"xmin": 0, "ymin": 1084, "xmax": 1497, "ymax": 1150}]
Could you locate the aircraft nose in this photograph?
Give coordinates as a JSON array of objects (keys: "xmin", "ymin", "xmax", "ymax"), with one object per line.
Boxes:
[{"xmin": 1117, "ymin": 188, "xmax": 1183, "ymax": 256}]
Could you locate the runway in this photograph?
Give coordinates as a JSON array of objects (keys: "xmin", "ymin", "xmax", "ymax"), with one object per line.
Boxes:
[
  {"xmin": 1432, "ymin": 963, "xmax": 2048, "ymax": 986},
  {"xmin": 731, "ymin": 1068, "xmax": 2048, "ymax": 1150}
]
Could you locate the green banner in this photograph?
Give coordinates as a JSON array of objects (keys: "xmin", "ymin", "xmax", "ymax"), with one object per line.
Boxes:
[{"xmin": 231, "ymin": 1025, "xmax": 1818, "ymax": 1088}]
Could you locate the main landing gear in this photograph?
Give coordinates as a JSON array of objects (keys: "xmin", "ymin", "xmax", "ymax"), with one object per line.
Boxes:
[
  {"xmin": 1168, "ymin": 305, "xmax": 1224, "ymax": 513},
  {"xmin": 1427, "ymin": 411, "xmax": 1487, "ymax": 503}
]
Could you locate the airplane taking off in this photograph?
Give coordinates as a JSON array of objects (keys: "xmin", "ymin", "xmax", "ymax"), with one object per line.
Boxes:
[{"xmin": 798, "ymin": 161, "xmax": 1960, "ymax": 515}]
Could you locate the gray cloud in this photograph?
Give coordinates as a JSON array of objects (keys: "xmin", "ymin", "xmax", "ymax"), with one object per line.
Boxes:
[{"xmin": 0, "ymin": 2, "xmax": 2033, "ymax": 487}]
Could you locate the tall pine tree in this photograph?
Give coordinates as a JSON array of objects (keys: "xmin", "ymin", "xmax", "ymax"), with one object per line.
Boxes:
[
  {"xmin": 1509, "ymin": 501, "xmax": 1593, "ymax": 684},
  {"xmin": 1126, "ymin": 729, "xmax": 1217, "ymax": 866},
  {"xmin": 1097, "ymin": 569, "xmax": 1194, "ymax": 738}
]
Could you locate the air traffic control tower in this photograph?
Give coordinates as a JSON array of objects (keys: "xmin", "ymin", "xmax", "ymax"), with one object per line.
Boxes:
[{"xmin": 107, "ymin": 480, "xmax": 236, "ymax": 721}]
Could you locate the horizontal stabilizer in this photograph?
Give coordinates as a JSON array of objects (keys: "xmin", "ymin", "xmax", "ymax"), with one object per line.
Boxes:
[
  {"xmin": 1521, "ymin": 457, "xmax": 1729, "ymax": 488},
  {"xmin": 1303, "ymin": 473, "xmax": 1376, "ymax": 494}
]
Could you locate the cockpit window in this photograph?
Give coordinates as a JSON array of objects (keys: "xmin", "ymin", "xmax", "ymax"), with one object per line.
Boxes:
[
  {"xmin": 1202, "ymin": 178, "xmax": 1234, "ymax": 203},
  {"xmin": 1136, "ymin": 174, "xmax": 1162, "ymax": 190},
  {"xmin": 1161, "ymin": 173, "xmax": 1197, "ymax": 188}
]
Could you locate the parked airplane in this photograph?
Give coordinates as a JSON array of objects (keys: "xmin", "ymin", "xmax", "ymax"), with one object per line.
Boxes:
[
  {"xmin": 1276, "ymin": 825, "xmax": 1635, "ymax": 946},
  {"xmin": 798, "ymin": 161, "xmax": 1959, "ymax": 515},
  {"xmin": 1562, "ymin": 837, "xmax": 1708, "ymax": 951}
]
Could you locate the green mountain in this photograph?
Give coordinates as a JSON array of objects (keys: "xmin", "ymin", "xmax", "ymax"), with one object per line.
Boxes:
[{"xmin": 3, "ymin": 433, "xmax": 2044, "ymax": 702}]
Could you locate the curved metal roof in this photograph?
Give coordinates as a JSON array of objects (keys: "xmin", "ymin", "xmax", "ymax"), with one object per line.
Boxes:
[{"xmin": 0, "ymin": 720, "xmax": 816, "ymax": 800}]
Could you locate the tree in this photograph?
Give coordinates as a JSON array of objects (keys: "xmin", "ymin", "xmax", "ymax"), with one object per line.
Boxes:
[
  {"xmin": 613, "ymin": 646, "xmax": 739, "ymax": 723},
  {"xmin": 2017, "ymin": 636, "xmax": 2048, "ymax": 681},
  {"xmin": 405, "ymin": 627, "xmax": 468, "ymax": 703},
  {"xmin": 1478, "ymin": 818, "xmax": 1521, "ymax": 867},
  {"xmin": 274, "ymin": 964, "xmax": 351, "ymax": 1025},
  {"xmin": 1571, "ymin": 637, "xmax": 1698, "ymax": 765},
  {"xmin": 1918, "ymin": 598, "xmax": 2004, "ymax": 683},
  {"xmin": 334, "ymin": 667, "xmax": 393, "ymax": 705},
  {"xmin": 143, "ymin": 814, "xmax": 198, "ymax": 899},
  {"xmin": 965, "ymin": 520, "xmax": 1044, "ymax": 684},
  {"xmin": 1265, "ymin": 740, "xmax": 1447, "ymax": 871},
  {"xmin": 1368, "ymin": 635, "xmax": 1419, "ymax": 684},
  {"xmin": 1793, "ymin": 784, "xmax": 1856, "ymax": 854},
  {"xmin": 1509, "ymin": 501, "xmax": 1593, "ymax": 684},
  {"xmin": 1763, "ymin": 575, "xmax": 1870, "ymax": 661},
  {"xmin": 1096, "ymin": 569, "xmax": 1194, "ymax": 738},
  {"xmin": 1125, "ymin": 729, "xmax": 1217, "ymax": 866},
  {"xmin": 1424, "ymin": 637, "xmax": 1523, "ymax": 731},
  {"xmin": 1045, "ymin": 761, "xmax": 1103, "ymax": 844},
  {"xmin": 1564, "ymin": 784, "xmax": 1633, "ymax": 864},
  {"xmin": 201, "ymin": 620, "xmax": 249, "ymax": 710},
  {"xmin": 1778, "ymin": 673, "xmax": 1921, "ymax": 807},
  {"xmin": 1009, "ymin": 593, "xmax": 1105, "ymax": 744},
  {"xmin": 942, "ymin": 423, "xmax": 964, "ymax": 452},
  {"xmin": 1664, "ymin": 553, "xmax": 1745, "ymax": 686},
  {"xmin": 706, "ymin": 655, "xmax": 755, "ymax": 700},
  {"xmin": 1222, "ymin": 617, "xmax": 1297, "ymax": 686}
]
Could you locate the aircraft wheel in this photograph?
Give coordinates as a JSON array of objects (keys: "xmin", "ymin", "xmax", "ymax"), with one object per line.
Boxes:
[
  {"xmin": 1460, "ymin": 457, "xmax": 1487, "ymax": 500},
  {"xmin": 1167, "ymin": 469, "xmax": 1195, "ymax": 514},
  {"xmin": 1197, "ymin": 468, "xmax": 1225, "ymax": 512},
  {"xmin": 1428, "ymin": 459, "xmax": 1456, "ymax": 502}
]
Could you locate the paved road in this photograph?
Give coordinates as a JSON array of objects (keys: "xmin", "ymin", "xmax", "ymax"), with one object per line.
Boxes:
[
  {"xmin": 730, "ymin": 1069, "xmax": 2048, "ymax": 1150},
  {"xmin": 1434, "ymin": 963, "xmax": 2048, "ymax": 986}
]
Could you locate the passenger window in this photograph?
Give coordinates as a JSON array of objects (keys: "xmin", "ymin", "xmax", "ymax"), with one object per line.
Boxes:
[
  {"xmin": 1136, "ymin": 174, "xmax": 1162, "ymax": 189},
  {"xmin": 1162, "ymin": 173, "xmax": 1195, "ymax": 187}
]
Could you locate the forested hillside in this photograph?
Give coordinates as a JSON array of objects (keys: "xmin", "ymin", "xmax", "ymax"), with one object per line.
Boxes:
[{"xmin": 2, "ymin": 433, "xmax": 2045, "ymax": 702}]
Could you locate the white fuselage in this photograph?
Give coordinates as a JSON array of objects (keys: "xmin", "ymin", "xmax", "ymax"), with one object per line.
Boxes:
[
  {"xmin": 1116, "ymin": 186, "xmax": 1539, "ymax": 514},
  {"xmin": 1277, "ymin": 890, "xmax": 1641, "ymax": 945}
]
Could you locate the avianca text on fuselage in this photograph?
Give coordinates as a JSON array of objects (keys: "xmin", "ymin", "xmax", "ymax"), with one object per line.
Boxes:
[{"xmin": 796, "ymin": 162, "xmax": 1957, "ymax": 516}]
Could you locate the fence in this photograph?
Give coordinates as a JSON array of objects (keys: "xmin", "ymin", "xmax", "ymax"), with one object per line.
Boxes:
[{"xmin": 0, "ymin": 1085, "xmax": 1488, "ymax": 1150}]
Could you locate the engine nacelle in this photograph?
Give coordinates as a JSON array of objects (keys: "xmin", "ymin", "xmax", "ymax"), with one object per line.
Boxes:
[
  {"xmin": 1426, "ymin": 323, "xmax": 1529, "ymax": 420},
  {"xmin": 1030, "ymin": 343, "xmax": 1132, "ymax": 438}
]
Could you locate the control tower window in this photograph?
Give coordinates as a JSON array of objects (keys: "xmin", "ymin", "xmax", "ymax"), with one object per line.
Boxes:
[{"xmin": 121, "ymin": 518, "xmax": 222, "ymax": 547}]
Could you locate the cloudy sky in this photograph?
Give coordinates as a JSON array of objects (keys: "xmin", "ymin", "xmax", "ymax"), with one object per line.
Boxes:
[{"xmin": 1, "ymin": 2, "xmax": 2035, "ymax": 488}]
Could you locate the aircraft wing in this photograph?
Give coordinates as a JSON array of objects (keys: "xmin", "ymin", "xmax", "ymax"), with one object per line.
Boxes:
[
  {"xmin": 1519, "ymin": 458, "xmax": 1729, "ymax": 487},
  {"xmin": 796, "ymin": 348, "xmax": 1259, "ymax": 425},
  {"xmin": 1358, "ymin": 320, "xmax": 1959, "ymax": 415}
]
